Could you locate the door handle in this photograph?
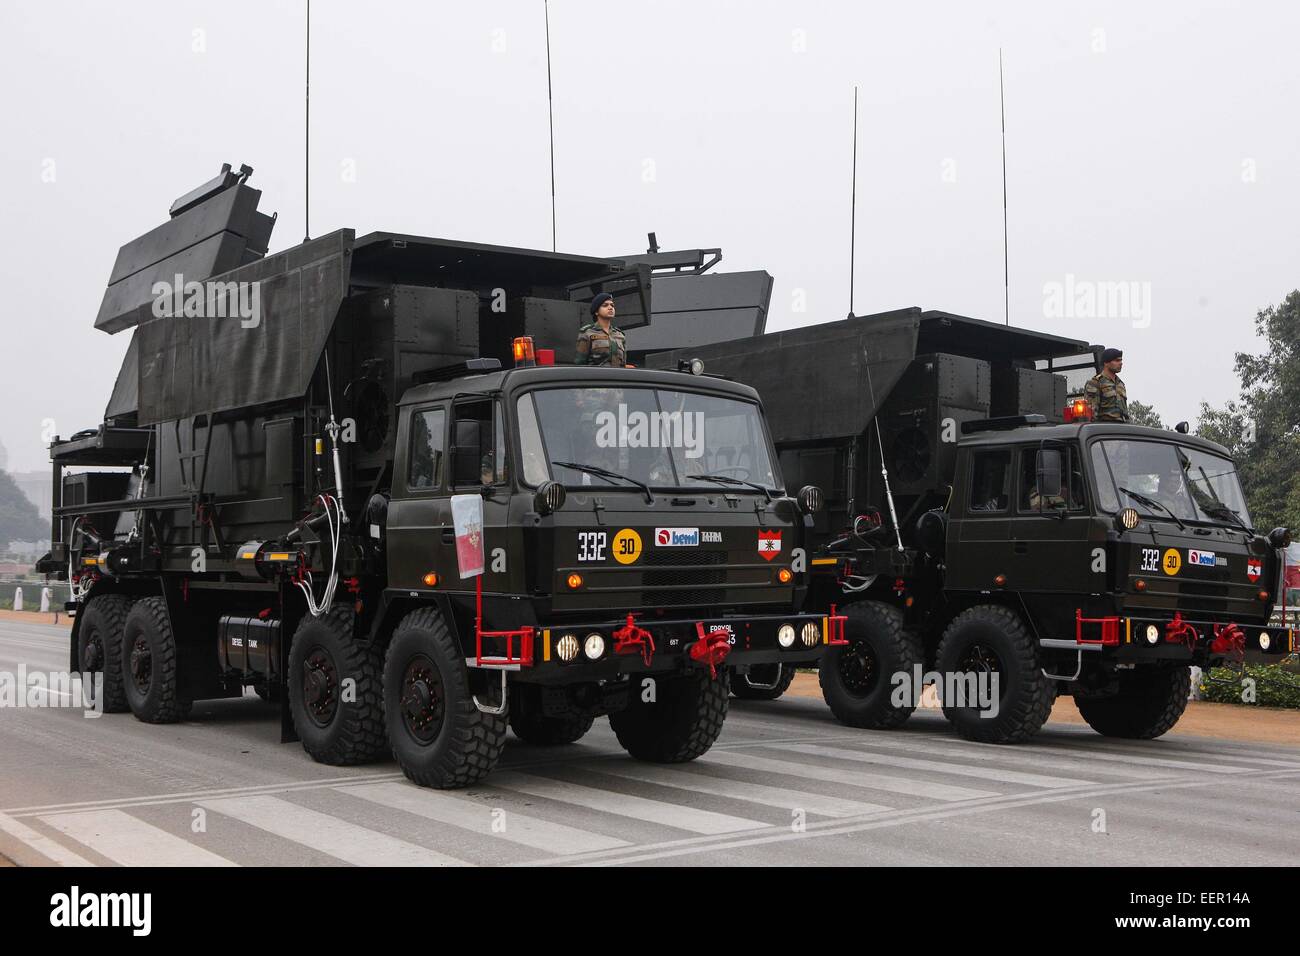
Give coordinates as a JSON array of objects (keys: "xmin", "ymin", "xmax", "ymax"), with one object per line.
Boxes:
[
  {"xmin": 1013, "ymin": 542, "xmax": 1029, "ymax": 554},
  {"xmin": 441, "ymin": 530, "xmax": 454, "ymax": 544}
]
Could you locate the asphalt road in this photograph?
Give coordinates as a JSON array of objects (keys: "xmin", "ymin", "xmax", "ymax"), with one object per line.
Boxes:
[{"xmin": 2, "ymin": 618, "xmax": 1298, "ymax": 867}]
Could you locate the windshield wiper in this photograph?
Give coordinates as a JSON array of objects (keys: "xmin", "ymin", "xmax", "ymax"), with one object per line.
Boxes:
[
  {"xmin": 1118, "ymin": 486, "xmax": 1186, "ymax": 531},
  {"xmin": 687, "ymin": 473, "xmax": 774, "ymax": 501},
  {"xmin": 551, "ymin": 461, "xmax": 654, "ymax": 503},
  {"xmin": 1200, "ymin": 503, "xmax": 1253, "ymax": 535}
]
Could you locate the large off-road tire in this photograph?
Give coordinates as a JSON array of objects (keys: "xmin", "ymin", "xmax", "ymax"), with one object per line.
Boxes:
[
  {"xmin": 288, "ymin": 605, "xmax": 387, "ymax": 765},
  {"xmin": 508, "ymin": 684, "xmax": 595, "ymax": 745},
  {"xmin": 384, "ymin": 607, "xmax": 507, "ymax": 788},
  {"xmin": 819, "ymin": 601, "xmax": 920, "ymax": 729},
  {"xmin": 77, "ymin": 594, "xmax": 133, "ymax": 713},
  {"xmin": 1075, "ymin": 665, "xmax": 1190, "ymax": 739},
  {"xmin": 121, "ymin": 596, "xmax": 192, "ymax": 724},
  {"xmin": 935, "ymin": 604, "xmax": 1054, "ymax": 744},
  {"xmin": 731, "ymin": 663, "xmax": 796, "ymax": 701},
  {"xmin": 609, "ymin": 669, "xmax": 728, "ymax": 763}
]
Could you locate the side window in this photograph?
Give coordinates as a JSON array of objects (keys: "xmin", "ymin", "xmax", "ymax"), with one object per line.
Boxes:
[
  {"xmin": 408, "ymin": 407, "xmax": 446, "ymax": 490},
  {"xmin": 968, "ymin": 450, "xmax": 1012, "ymax": 513},
  {"xmin": 1018, "ymin": 447, "xmax": 1086, "ymax": 512}
]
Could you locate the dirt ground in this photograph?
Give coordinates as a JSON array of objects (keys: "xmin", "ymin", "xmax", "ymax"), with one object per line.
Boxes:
[
  {"xmin": 0, "ymin": 609, "xmax": 68, "ymax": 626},
  {"xmin": 785, "ymin": 673, "xmax": 1300, "ymax": 746}
]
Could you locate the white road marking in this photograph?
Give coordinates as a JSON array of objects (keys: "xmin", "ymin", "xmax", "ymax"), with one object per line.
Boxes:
[
  {"xmin": 703, "ymin": 750, "xmax": 998, "ymax": 801},
  {"xmin": 766, "ymin": 742, "xmax": 1097, "ymax": 789},
  {"xmin": 39, "ymin": 809, "xmax": 236, "ymax": 867},
  {"xmin": 579, "ymin": 760, "xmax": 894, "ymax": 817},
  {"xmin": 489, "ymin": 772, "xmax": 769, "ymax": 835},
  {"xmin": 337, "ymin": 781, "xmax": 631, "ymax": 854},
  {"xmin": 0, "ymin": 809, "xmax": 95, "ymax": 866},
  {"xmin": 197, "ymin": 795, "xmax": 471, "ymax": 866}
]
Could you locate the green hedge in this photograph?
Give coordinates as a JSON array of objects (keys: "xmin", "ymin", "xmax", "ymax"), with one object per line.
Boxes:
[{"xmin": 1199, "ymin": 658, "xmax": 1300, "ymax": 709}]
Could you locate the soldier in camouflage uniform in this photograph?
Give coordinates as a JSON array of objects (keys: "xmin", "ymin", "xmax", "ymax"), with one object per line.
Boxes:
[
  {"xmin": 575, "ymin": 292, "xmax": 632, "ymax": 367},
  {"xmin": 1084, "ymin": 347, "xmax": 1128, "ymax": 422}
]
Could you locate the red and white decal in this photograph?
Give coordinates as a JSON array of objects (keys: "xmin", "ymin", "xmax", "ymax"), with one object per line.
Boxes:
[
  {"xmin": 757, "ymin": 530, "xmax": 782, "ymax": 561},
  {"xmin": 1246, "ymin": 559, "xmax": 1262, "ymax": 583}
]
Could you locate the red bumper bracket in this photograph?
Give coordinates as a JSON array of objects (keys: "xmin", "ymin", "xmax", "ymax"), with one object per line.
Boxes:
[
  {"xmin": 690, "ymin": 623, "xmax": 732, "ymax": 679},
  {"xmin": 613, "ymin": 614, "xmax": 656, "ymax": 668}
]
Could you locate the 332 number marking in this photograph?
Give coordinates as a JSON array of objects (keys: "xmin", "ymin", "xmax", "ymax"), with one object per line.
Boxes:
[
  {"xmin": 1140, "ymin": 548, "xmax": 1159, "ymax": 573},
  {"xmin": 578, "ymin": 531, "xmax": 607, "ymax": 562}
]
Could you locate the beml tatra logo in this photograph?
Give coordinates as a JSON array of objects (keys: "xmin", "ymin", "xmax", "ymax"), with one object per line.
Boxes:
[
  {"xmin": 757, "ymin": 530, "xmax": 782, "ymax": 560},
  {"xmin": 657, "ymin": 529, "xmax": 670, "ymax": 545}
]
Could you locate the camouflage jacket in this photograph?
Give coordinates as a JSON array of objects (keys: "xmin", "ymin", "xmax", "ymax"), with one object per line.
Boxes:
[
  {"xmin": 1084, "ymin": 372, "xmax": 1128, "ymax": 422},
  {"xmin": 574, "ymin": 322, "xmax": 627, "ymax": 367}
]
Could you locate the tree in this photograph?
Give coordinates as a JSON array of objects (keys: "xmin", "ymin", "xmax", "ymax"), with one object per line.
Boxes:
[
  {"xmin": 1128, "ymin": 400, "xmax": 1164, "ymax": 429},
  {"xmin": 0, "ymin": 470, "xmax": 47, "ymax": 545},
  {"xmin": 1196, "ymin": 291, "xmax": 1300, "ymax": 533}
]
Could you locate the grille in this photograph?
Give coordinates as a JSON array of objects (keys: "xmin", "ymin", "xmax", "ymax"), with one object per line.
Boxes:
[{"xmin": 642, "ymin": 550, "xmax": 726, "ymax": 606}]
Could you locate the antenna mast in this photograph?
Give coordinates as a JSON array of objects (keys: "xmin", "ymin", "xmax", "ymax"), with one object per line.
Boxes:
[
  {"xmin": 849, "ymin": 85, "xmax": 858, "ymax": 318},
  {"xmin": 999, "ymin": 48, "xmax": 1009, "ymax": 325},
  {"xmin": 544, "ymin": 0, "xmax": 557, "ymax": 251},
  {"xmin": 304, "ymin": 0, "xmax": 311, "ymax": 243}
]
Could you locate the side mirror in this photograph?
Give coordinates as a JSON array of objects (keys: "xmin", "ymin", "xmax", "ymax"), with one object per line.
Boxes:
[
  {"xmin": 452, "ymin": 419, "xmax": 484, "ymax": 486},
  {"xmin": 1036, "ymin": 448, "xmax": 1063, "ymax": 501}
]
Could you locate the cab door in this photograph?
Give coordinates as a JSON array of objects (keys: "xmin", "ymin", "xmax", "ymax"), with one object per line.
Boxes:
[
  {"xmin": 1007, "ymin": 442, "xmax": 1094, "ymax": 594},
  {"xmin": 387, "ymin": 403, "xmax": 451, "ymax": 590},
  {"xmin": 945, "ymin": 447, "xmax": 1014, "ymax": 591}
]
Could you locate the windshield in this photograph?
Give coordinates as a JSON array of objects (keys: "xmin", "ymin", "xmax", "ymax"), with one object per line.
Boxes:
[
  {"xmin": 1091, "ymin": 439, "xmax": 1252, "ymax": 528},
  {"xmin": 516, "ymin": 386, "xmax": 780, "ymax": 492}
]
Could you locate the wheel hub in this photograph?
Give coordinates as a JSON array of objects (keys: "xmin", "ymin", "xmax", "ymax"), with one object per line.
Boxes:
[
  {"xmin": 301, "ymin": 648, "xmax": 339, "ymax": 727},
  {"xmin": 129, "ymin": 638, "xmax": 152, "ymax": 692},
  {"xmin": 400, "ymin": 655, "xmax": 444, "ymax": 743},
  {"xmin": 837, "ymin": 640, "xmax": 878, "ymax": 696},
  {"xmin": 83, "ymin": 636, "xmax": 103, "ymax": 672}
]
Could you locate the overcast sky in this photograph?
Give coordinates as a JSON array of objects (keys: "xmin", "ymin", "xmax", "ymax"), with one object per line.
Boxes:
[{"xmin": 1, "ymin": 0, "xmax": 1297, "ymax": 472}]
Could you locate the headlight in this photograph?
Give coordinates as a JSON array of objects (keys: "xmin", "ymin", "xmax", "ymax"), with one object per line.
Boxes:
[
  {"xmin": 678, "ymin": 358, "xmax": 705, "ymax": 376},
  {"xmin": 556, "ymin": 633, "xmax": 579, "ymax": 662},
  {"xmin": 535, "ymin": 480, "xmax": 566, "ymax": 515},
  {"xmin": 1117, "ymin": 508, "xmax": 1140, "ymax": 530},
  {"xmin": 798, "ymin": 485, "xmax": 824, "ymax": 514},
  {"xmin": 801, "ymin": 622, "xmax": 821, "ymax": 647},
  {"xmin": 777, "ymin": 624, "xmax": 796, "ymax": 648},
  {"xmin": 1145, "ymin": 624, "xmax": 1160, "ymax": 646},
  {"xmin": 583, "ymin": 633, "xmax": 605, "ymax": 660},
  {"xmin": 1260, "ymin": 632, "xmax": 1272, "ymax": 651}
]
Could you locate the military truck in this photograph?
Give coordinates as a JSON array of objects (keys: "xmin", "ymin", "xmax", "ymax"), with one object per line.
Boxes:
[
  {"xmin": 39, "ymin": 166, "xmax": 838, "ymax": 789},
  {"xmin": 649, "ymin": 308, "xmax": 1295, "ymax": 742}
]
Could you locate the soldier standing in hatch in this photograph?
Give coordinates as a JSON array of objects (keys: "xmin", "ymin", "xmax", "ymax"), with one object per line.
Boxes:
[
  {"xmin": 1085, "ymin": 347, "xmax": 1129, "ymax": 422},
  {"xmin": 575, "ymin": 293, "xmax": 633, "ymax": 367}
]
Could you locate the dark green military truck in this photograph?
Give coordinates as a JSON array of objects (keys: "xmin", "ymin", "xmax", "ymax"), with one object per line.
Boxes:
[
  {"xmin": 40, "ymin": 167, "xmax": 835, "ymax": 789},
  {"xmin": 649, "ymin": 308, "xmax": 1293, "ymax": 742}
]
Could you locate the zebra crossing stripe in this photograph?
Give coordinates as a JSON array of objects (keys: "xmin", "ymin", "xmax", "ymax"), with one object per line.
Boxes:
[
  {"xmin": 197, "ymin": 795, "xmax": 471, "ymax": 866},
  {"xmin": 39, "ymin": 809, "xmax": 237, "ymax": 867}
]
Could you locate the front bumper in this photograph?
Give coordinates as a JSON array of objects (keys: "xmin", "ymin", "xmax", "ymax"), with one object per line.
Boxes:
[
  {"xmin": 1041, "ymin": 610, "xmax": 1296, "ymax": 664},
  {"xmin": 486, "ymin": 610, "xmax": 844, "ymax": 684}
]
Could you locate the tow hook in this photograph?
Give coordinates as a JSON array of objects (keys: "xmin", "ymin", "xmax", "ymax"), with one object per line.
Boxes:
[
  {"xmin": 613, "ymin": 614, "xmax": 655, "ymax": 667},
  {"xmin": 1165, "ymin": 612, "xmax": 1199, "ymax": 649},
  {"xmin": 690, "ymin": 623, "xmax": 732, "ymax": 679},
  {"xmin": 1210, "ymin": 622, "xmax": 1245, "ymax": 660}
]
